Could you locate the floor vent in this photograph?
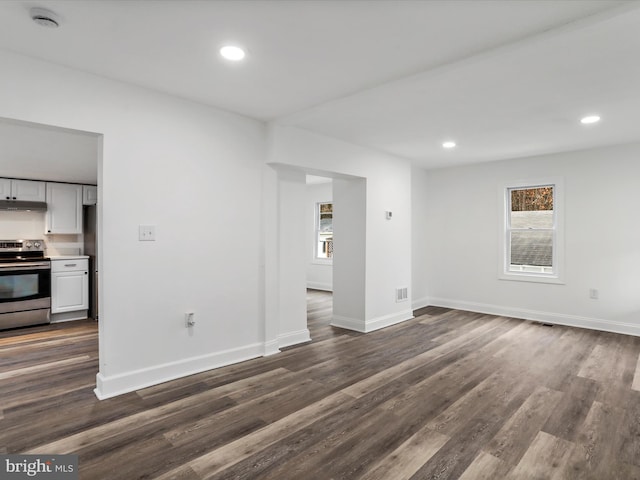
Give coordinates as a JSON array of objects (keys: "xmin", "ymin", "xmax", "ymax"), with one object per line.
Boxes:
[
  {"xmin": 396, "ymin": 287, "xmax": 408, "ymax": 303},
  {"xmin": 534, "ymin": 322, "xmax": 554, "ymax": 327}
]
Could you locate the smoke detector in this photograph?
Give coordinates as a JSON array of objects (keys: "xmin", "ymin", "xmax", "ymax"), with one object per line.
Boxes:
[{"xmin": 30, "ymin": 7, "xmax": 60, "ymax": 28}]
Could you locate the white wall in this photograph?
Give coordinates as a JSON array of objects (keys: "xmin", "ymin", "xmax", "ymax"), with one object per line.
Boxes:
[
  {"xmin": 276, "ymin": 168, "xmax": 311, "ymax": 348},
  {"xmin": 0, "ymin": 50, "xmax": 267, "ymax": 398},
  {"xmin": 411, "ymin": 166, "xmax": 430, "ymax": 308},
  {"xmin": 421, "ymin": 142, "xmax": 640, "ymax": 336},
  {"xmin": 306, "ymin": 181, "xmax": 333, "ymax": 291},
  {"xmin": 332, "ymin": 177, "xmax": 367, "ymax": 327},
  {"xmin": 268, "ymin": 125, "xmax": 413, "ymax": 333}
]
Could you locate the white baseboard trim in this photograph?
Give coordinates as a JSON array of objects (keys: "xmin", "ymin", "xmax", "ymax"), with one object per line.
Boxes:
[
  {"xmin": 412, "ymin": 296, "xmax": 431, "ymax": 311},
  {"xmin": 427, "ymin": 297, "xmax": 640, "ymax": 337},
  {"xmin": 51, "ymin": 310, "xmax": 89, "ymax": 323},
  {"xmin": 332, "ymin": 310, "xmax": 414, "ymax": 333},
  {"xmin": 94, "ymin": 342, "xmax": 264, "ymax": 400},
  {"xmin": 278, "ymin": 328, "xmax": 311, "ymax": 349},
  {"xmin": 263, "ymin": 339, "xmax": 281, "ymax": 356},
  {"xmin": 331, "ymin": 314, "xmax": 366, "ymax": 332},
  {"xmin": 306, "ymin": 282, "xmax": 333, "ymax": 292}
]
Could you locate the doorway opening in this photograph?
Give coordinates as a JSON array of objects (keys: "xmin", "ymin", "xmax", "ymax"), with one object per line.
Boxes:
[
  {"xmin": 0, "ymin": 117, "xmax": 101, "ymax": 384},
  {"xmin": 305, "ymin": 174, "xmax": 334, "ymax": 340},
  {"xmin": 306, "ymin": 288, "xmax": 334, "ymax": 342}
]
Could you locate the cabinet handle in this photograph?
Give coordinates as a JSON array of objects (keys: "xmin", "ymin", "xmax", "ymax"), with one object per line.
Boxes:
[
  {"xmin": 64, "ymin": 263, "xmax": 77, "ymax": 267},
  {"xmin": 5, "ymin": 196, "xmax": 9, "ymax": 200},
  {"xmin": 12, "ymin": 197, "xmax": 16, "ymax": 200}
]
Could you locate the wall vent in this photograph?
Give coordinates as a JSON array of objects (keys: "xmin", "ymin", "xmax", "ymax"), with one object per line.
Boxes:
[{"xmin": 396, "ymin": 287, "xmax": 408, "ymax": 303}]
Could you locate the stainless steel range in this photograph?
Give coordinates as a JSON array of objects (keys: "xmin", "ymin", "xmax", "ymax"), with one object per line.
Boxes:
[{"xmin": 0, "ymin": 239, "xmax": 51, "ymax": 330}]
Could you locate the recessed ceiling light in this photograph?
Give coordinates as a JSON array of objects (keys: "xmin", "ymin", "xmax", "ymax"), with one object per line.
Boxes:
[
  {"xmin": 442, "ymin": 141, "xmax": 456, "ymax": 149},
  {"xmin": 220, "ymin": 45, "xmax": 246, "ymax": 61},
  {"xmin": 580, "ymin": 115, "xmax": 601, "ymax": 124}
]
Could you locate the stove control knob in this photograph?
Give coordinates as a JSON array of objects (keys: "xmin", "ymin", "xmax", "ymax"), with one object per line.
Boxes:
[
  {"xmin": 25, "ymin": 242, "xmax": 33, "ymax": 248},
  {"xmin": 34, "ymin": 242, "xmax": 41, "ymax": 248}
]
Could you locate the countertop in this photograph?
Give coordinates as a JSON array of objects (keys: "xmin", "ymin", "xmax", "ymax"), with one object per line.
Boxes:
[{"xmin": 47, "ymin": 255, "xmax": 89, "ymax": 260}]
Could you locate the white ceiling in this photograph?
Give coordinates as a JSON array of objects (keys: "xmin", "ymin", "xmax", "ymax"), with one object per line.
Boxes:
[{"xmin": 0, "ymin": 0, "xmax": 638, "ymax": 170}]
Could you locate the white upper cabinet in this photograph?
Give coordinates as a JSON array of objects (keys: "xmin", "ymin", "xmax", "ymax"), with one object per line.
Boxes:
[
  {"xmin": 82, "ymin": 185, "xmax": 97, "ymax": 205},
  {"xmin": 45, "ymin": 183, "xmax": 83, "ymax": 234},
  {"xmin": 0, "ymin": 178, "xmax": 46, "ymax": 202},
  {"xmin": 0, "ymin": 179, "xmax": 10, "ymax": 199}
]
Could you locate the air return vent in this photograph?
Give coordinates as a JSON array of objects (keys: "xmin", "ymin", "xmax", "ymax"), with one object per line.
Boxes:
[{"xmin": 396, "ymin": 287, "xmax": 408, "ymax": 303}]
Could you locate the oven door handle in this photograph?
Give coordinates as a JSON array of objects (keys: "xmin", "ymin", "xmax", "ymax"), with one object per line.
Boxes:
[{"xmin": 0, "ymin": 263, "xmax": 50, "ymax": 271}]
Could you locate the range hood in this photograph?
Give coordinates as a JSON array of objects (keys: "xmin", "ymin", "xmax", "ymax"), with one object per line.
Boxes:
[{"xmin": 0, "ymin": 200, "xmax": 47, "ymax": 211}]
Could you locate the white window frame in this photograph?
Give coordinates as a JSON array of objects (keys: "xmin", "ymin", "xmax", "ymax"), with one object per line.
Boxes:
[
  {"xmin": 499, "ymin": 178, "xmax": 565, "ymax": 284},
  {"xmin": 313, "ymin": 201, "xmax": 333, "ymax": 265}
]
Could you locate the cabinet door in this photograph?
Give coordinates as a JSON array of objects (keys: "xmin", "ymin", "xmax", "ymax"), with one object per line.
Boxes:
[
  {"xmin": 51, "ymin": 271, "xmax": 89, "ymax": 313},
  {"xmin": 45, "ymin": 183, "xmax": 83, "ymax": 234},
  {"xmin": 0, "ymin": 178, "xmax": 12, "ymax": 200},
  {"xmin": 82, "ymin": 185, "xmax": 98, "ymax": 205},
  {"xmin": 12, "ymin": 179, "xmax": 46, "ymax": 202}
]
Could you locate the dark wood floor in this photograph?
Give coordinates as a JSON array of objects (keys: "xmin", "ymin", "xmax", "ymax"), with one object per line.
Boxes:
[{"xmin": 2, "ymin": 290, "xmax": 640, "ymax": 479}]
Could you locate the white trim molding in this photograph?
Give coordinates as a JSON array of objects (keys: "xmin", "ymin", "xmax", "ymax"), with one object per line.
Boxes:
[
  {"xmin": 332, "ymin": 310, "xmax": 414, "ymax": 333},
  {"xmin": 366, "ymin": 310, "xmax": 414, "ymax": 332},
  {"xmin": 331, "ymin": 314, "xmax": 366, "ymax": 332},
  {"xmin": 263, "ymin": 339, "xmax": 281, "ymax": 356},
  {"xmin": 278, "ymin": 328, "xmax": 311, "ymax": 349},
  {"xmin": 426, "ymin": 296, "xmax": 640, "ymax": 338},
  {"xmin": 94, "ymin": 342, "xmax": 264, "ymax": 400},
  {"xmin": 412, "ymin": 296, "xmax": 431, "ymax": 311}
]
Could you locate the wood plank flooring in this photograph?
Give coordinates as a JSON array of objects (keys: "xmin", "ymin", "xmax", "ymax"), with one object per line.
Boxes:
[{"xmin": 2, "ymin": 290, "xmax": 640, "ymax": 479}]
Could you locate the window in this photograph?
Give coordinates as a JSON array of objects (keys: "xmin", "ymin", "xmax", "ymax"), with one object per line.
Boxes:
[
  {"xmin": 501, "ymin": 180, "xmax": 564, "ymax": 283},
  {"xmin": 315, "ymin": 202, "xmax": 333, "ymax": 261}
]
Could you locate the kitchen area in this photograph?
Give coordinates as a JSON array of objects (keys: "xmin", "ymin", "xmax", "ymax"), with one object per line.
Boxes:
[{"xmin": 0, "ymin": 118, "xmax": 99, "ymax": 333}]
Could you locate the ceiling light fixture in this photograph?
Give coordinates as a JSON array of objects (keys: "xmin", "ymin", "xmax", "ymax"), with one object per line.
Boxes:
[
  {"xmin": 580, "ymin": 115, "xmax": 601, "ymax": 125},
  {"xmin": 442, "ymin": 141, "xmax": 456, "ymax": 149},
  {"xmin": 220, "ymin": 45, "xmax": 246, "ymax": 61},
  {"xmin": 30, "ymin": 7, "xmax": 60, "ymax": 28}
]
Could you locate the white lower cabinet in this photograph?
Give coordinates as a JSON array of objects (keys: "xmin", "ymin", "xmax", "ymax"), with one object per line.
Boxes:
[{"xmin": 51, "ymin": 258, "xmax": 89, "ymax": 321}]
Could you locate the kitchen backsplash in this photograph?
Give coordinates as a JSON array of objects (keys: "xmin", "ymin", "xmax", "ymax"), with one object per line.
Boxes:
[{"xmin": 0, "ymin": 210, "xmax": 83, "ymax": 255}]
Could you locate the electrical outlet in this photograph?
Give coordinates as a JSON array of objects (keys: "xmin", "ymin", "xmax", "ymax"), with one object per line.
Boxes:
[
  {"xmin": 138, "ymin": 225, "xmax": 156, "ymax": 241},
  {"xmin": 185, "ymin": 312, "xmax": 195, "ymax": 327},
  {"xmin": 589, "ymin": 288, "xmax": 599, "ymax": 300}
]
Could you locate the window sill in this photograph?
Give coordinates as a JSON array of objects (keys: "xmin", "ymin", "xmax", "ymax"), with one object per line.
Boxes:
[
  {"xmin": 498, "ymin": 272, "xmax": 565, "ymax": 285},
  {"xmin": 311, "ymin": 259, "xmax": 333, "ymax": 266}
]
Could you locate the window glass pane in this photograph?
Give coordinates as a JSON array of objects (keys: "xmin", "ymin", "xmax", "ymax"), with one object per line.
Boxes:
[
  {"xmin": 503, "ymin": 181, "xmax": 562, "ymax": 281},
  {"xmin": 319, "ymin": 214, "xmax": 332, "ymax": 232},
  {"xmin": 510, "ymin": 186, "xmax": 553, "ymax": 229},
  {"xmin": 319, "ymin": 203, "xmax": 333, "ymax": 214},
  {"xmin": 317, "ymin": 203, "xmax": 333, "ymax": 259},
  {"xmin": 510, "ymin": 230, "xmax": 553, "ymax": 268}
]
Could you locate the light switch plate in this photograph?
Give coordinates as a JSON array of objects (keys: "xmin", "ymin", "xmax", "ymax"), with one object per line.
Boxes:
[{"xmin": 139, "ymin": 225, "xmax": 156, "ymax": 241}]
